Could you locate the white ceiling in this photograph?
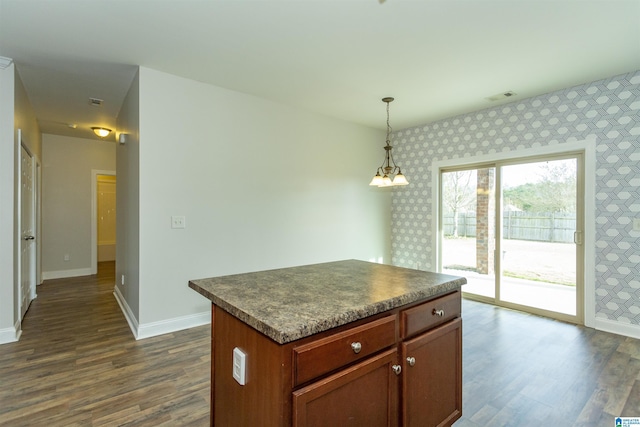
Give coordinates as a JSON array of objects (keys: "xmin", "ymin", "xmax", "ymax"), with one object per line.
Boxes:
[{"xmin": 1, "ymin": 0, "xmax": 639, "ymax": 141}]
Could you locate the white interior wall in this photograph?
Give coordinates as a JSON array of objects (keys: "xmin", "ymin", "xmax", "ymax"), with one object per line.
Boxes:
[
  {"xmin": 42, "ymin": 134, "xmax": 115, "ymax": 279},
  {"xmin": 0, "ymin": 64, "xmax": 16, "ymax": 340},
  {"xmin": 133, "ymin": 67, "xmax": 391, "ymax": 334},
  {"xmin": 115, "ymin": 69, "xmax": 140, "ymax": 322}
]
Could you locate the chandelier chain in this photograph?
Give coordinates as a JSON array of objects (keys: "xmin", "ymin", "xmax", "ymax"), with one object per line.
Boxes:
[{"xmin": 386, "ymin": 101, "xmax": 392, "ymax": 143}]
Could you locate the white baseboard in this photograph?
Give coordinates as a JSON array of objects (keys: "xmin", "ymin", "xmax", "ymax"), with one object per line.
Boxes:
[
  {"xmin": 136, "ymin": 311, "xmax": 210, "ymax": 340},
  {"xmin": 113, "ymin": 286, "xmax": 139, "ymax": 339},
  {"xmin": 595, "ymin": 317, "xmax": 640, "ymax": 340},
  {"xmin": 112, "ymin": 287, "xmax": 209, "ymax": 340},
  {"xmin": 43, "ymin": 268, "xmax": 93, "ymax": 280},
  {"xmin": 0, "ymin": 320, "xmax": 22, "ymax": 344}
]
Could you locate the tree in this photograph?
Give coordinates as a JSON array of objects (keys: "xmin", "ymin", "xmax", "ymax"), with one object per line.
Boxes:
[
  {"xmin": 503, "ymin": 160, "xmax": 576, "ymax": 213},
  {"xmin": 442, "ymin": 170, "xmax": 476, "ymax": 237}
]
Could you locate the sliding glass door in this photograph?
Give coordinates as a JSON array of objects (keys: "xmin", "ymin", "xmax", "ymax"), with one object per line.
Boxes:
[
  {"xmin": 440, "ymin": 154, "xmax": 583, "ymax": 323},
  {"xmin": 441, "ymin": 167, "xmax": 496, "ymax": 299}
]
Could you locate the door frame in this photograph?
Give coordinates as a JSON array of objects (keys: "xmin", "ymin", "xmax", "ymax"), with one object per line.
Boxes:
[
  {"xmin": 17, "ymin": 129, "xmax": 38, "ymax": 321},
  {"xmin": 432, "ymin": 137, "xmax": 596, "ymax": 328},
  {"xmin": 91, "ymin": 169, "xmax": 116, "ymax": 274}
]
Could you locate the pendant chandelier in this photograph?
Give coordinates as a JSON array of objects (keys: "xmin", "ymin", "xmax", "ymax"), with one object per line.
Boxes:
[{"xmin": 369, "ymin": 97, "xmax": 409, "ymax": 187}]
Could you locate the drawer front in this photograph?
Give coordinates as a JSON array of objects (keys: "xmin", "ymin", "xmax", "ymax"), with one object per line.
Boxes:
[
  {"xmin": 293, "ymin": 315, "xmax": 397, "ymax": 387},
  {"xmin": 401, "ymin": 291, "xmax": 460, "ymax": 339}
]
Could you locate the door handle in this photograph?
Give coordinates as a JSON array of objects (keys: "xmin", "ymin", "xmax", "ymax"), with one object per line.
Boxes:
[
  {"xmin": 23, "ymin": 235, "xmax": 35, "ymax": 241},
  {"xmin": 573, "ymin": 231, "xmax": 583, "ymax": 245}
]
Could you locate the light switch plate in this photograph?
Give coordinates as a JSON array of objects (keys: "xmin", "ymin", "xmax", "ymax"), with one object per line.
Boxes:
[
  {"xmin": 171, "ymin": 216, "xmax": 186, "ymax": 229},
  {"xmin": 633, "ymin": 218, "xmax": 640, "ymax": 232}
]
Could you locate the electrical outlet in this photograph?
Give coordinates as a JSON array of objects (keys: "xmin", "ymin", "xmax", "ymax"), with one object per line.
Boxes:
[
  {"xmin": 233, "ymin": 347, "xmax": 247, "ymax": 385},
  {"xmin": 171, "ymin": 215, "xmax": 186, "ymax": 229},
  {"xmin": 633, "ymin": 218, "xmax": 640, "ymax": 232},
  {"xmin": 64, "ymin": 254, "xmax": 70, "ymax": 262}
]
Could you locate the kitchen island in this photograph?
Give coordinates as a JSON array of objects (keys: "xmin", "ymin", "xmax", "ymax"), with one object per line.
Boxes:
[{"xmin": 189, "ymin": 259, "xmax": 466, "ymax": 427}]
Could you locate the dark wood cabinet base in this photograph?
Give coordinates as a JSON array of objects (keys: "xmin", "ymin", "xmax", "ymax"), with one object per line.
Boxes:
[{"xmin": 209, "ymin": 291, "xmax": 462, "ymax": 426}]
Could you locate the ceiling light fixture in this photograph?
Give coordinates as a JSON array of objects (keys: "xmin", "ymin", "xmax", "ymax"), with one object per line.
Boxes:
[
  {"xmin": 369, "ymin": 97, "xmax": 409, "ymax": 187},
  {"xmin": 91, "ymin": 127, "xmax": 112, "ymax": 138}
]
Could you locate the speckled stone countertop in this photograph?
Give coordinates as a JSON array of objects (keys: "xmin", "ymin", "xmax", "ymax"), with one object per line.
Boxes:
[{"xmin": 189, "ymin": 259, "xmax": 466, "ymax": 345}]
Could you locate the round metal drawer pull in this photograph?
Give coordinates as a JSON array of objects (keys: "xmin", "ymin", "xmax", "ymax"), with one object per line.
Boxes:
[
  {"xmin": 433, "ymin": 308, "xmax": 445, "ymax": 317},
  {"xmin": 392, "ymin": 364, "xmax": 402, "ymax": 375},
  {"xmin": 406, "ymin": 356, "xmax": 416, "ymax": 367},
  {"xmin": 351, "ymin": 342, "xmax": 362, "ymax": 354}
]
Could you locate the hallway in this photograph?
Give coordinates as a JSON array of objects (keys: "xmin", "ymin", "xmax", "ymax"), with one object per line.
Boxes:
[{"xmin": 0, "ymin": 262, "xmax": 210, "ymax": 426}]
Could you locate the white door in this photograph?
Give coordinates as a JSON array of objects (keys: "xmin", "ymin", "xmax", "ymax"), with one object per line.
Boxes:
[{"xmin": 20, "ymin": 145, "xmax": 36, "ymax": 319}]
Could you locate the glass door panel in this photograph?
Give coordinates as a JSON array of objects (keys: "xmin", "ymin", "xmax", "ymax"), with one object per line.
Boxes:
[
  {"xmin": 500, "ymin": 159, "xmax": 578, "ymax": 316},
  {"xmin": 441, "ymin": 167, "xmax": 496, "ymax": 299}
]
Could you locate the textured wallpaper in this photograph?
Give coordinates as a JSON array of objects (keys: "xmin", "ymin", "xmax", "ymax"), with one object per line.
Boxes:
[{"xmin": 391, "ymin": 70, "xmax": 640, "ymax": 325}]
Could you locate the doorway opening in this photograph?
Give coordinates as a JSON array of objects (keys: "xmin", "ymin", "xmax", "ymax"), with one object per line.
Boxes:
[
  {"xmin": 439, "ymin": 154, "xmax": 584, "ymax": 324},
  {"xmin": 91, "ymin": 170, "xmax": 116, "ymax": 275},
  {"xmin": 97, "ymin": 175, "xmax": 116, "ymax": 263}
]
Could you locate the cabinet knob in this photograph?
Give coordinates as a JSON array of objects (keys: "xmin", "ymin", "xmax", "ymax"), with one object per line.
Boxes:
[
  {"xmin": 406, "ymin": 356, "xmax": 416, "ymax": 367},
  {"xmin": 392, "ymin": 364, "xmax": 402, "ymax": 375},
  {"xmin": 351, "ymin": 342, "xmax": 362, "ymax": 354},
  {"xmin": 433, "ymin": 308, "xmax": 445, "ymax": 317}
]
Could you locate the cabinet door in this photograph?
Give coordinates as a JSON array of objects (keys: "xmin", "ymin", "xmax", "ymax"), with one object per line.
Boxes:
[
  {"xmin": 293, "ymin": 348, "xmax": 399, "ymax": 427},
  {"xmin": 401, "ymin": 318, "xmax": 462, "ymax": 427}
]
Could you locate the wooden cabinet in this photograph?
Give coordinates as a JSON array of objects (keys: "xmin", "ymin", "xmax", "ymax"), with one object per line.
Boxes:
[
  {"xmin": 210, "ymin": 291, "xmax": 462, "ymax": 427},
  {"xmin": 293, "ymin": 349, "xmax": 399, "ymax": 427},
  {"xmin": 402, "ymin": 318, "xmax": 462, "ymax": 427}
]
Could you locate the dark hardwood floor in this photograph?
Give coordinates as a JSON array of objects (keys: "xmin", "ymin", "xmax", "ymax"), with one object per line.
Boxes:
[
  {"xmin": 0, "ymin": 262, "xmax": 210, "ymax": 426},
  {"xmin": 0, "ymin": 262, "xmax": 638, "ymax": 426},
  {"xmin": 458, "ymin": 299, "xmax": 640, "ymax": 426}
]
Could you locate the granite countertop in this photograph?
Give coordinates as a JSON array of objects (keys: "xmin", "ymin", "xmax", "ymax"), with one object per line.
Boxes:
[{"xmin": 189, "ymin": 259, "xmax": 466, "ymax": 345}]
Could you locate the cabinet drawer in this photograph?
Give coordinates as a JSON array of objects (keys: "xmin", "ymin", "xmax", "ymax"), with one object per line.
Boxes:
[
  {"xmin": 293, "ymin": 315, "xmax": 397, "ymax": 386},
  {"xmin": 401, "ymin": 291, "xmax": 460, "ymax": 339}
]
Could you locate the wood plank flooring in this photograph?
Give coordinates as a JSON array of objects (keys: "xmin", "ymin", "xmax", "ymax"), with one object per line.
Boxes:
[
  {"xmin": 0, "ymin": 262, "xmax": 638, "ymax": 426},
  {"xmin": 0, "ymin": 262, "xmax": 210, "ymax": 426},
  {"xmin": 458, "ymin": 300, "xmax": 640, "ymax": 426}
]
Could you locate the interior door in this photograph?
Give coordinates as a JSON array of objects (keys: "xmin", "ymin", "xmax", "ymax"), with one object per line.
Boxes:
[{"xmin": 20, "ymin": 145, "xmax": 36, "ymax": 319}]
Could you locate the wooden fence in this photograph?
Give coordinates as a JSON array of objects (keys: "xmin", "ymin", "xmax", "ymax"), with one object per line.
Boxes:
[{"xmin": 443, "ymin": 211, "xmax": 576, "ymax": 243}]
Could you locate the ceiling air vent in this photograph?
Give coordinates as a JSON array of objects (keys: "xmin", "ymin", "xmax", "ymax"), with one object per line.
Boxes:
[
  {"xmin": 89, "ymin": 97, "xmax": 104, "ymax": 107},
  {"xmin": 486, "ymin": 91, "xmax": 516, "ymax": 102},
  {"xmin": 0, "ymin": 56, "xmax": 13, "ymax": 70}
]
